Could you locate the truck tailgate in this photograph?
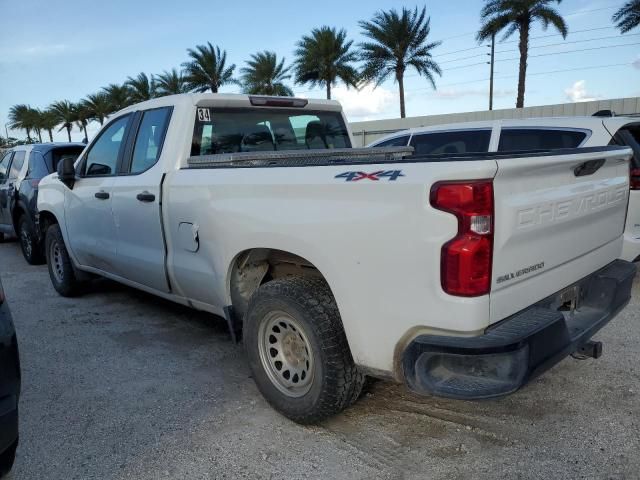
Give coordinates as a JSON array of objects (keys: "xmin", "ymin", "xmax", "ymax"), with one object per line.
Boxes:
[{"xmin": 490, "ymin": 146, "xmax": 632, "ymax": 323}]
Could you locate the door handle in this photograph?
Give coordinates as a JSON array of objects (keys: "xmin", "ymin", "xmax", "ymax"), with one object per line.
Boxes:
[
  {"xmin": 136, "ymin": 191, "xmax": 155, "ymax": 203},
  {"xmin": 95, "ymin": 191, "xmax": 110, "ymax": 200}
]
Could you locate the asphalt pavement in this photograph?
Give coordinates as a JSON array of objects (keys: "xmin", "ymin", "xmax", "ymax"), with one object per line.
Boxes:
[{"xmin": 1, "ymin": 239, "xmax": 639, "ymax": 479}]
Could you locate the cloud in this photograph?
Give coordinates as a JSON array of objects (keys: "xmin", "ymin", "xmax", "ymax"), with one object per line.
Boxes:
[
  {"xmin": 0, "ymin": 43, "xmax": 71, "ymax": 63},
  {"xmin": 332, "ymin": 83, "xmax": 397, "ymax": 119},
  {"xmin": 564, "ymin": 80, "xmax": 600, "ymax": 102},
  {"xmin": 633, "ymin": 56, "xmax": 640, "ymax": 70}
]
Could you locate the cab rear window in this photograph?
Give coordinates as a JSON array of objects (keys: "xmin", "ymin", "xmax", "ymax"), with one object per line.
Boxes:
[{"xmin": 190, "ymin": 108, "xmax": 351, "ymax": 156}]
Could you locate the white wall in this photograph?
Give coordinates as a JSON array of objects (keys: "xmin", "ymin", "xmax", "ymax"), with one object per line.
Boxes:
[{"xmin": 349, "ymin": 97, "xmax": 640, "ymax": 147}]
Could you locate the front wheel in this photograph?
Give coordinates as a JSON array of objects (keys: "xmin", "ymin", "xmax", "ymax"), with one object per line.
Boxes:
[
  {"xmin": 244, "ymin": 276, "xmax": 364, "ymax": 424},
  {"xmin": 45, "ymin": 224, "xmax": 82, "ymax": 297},
  {"xmin": 18, "ymin": 216, "xmax": 45, "ymax": 265}
]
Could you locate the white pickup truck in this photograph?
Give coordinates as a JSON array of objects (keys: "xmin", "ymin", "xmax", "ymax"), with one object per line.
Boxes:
[{"xmin": 37, "ymin": 93, "xmax": 636, "ymax": 423}]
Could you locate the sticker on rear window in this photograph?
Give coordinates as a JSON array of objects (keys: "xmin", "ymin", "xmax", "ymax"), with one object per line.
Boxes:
[{"xmin": 197, "ymin": 108, "xmax": 211, "ymax": 122}]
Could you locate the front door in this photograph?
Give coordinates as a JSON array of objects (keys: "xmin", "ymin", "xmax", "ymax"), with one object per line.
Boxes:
[
  {"xmin": 65, "ymin": 114, "xmax": 132, "ymax": 271},
  {"xmin": 0, "ymin": 152, "xmax": 14, "ymax": 228},
  {"xmin": 110, "ymin": 106, "xmax": 172, "ymax": 292}
]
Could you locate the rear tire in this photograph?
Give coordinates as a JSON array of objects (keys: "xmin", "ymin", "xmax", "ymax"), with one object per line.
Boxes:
[
  {"xmin": 0, "ymin": 437, "xmax": 17, "ymax": 478},
  {"xmin": 244, "ymin": 276, "xmax": 365, "ymax": 424},
  {"xmin": 45, "ymin": 223, "xmax": 82, "ymax": 297},
  {"xmin": 0, "ymin": 232, "xmax": 5, "ymax": 243},
  {"xmin": 18, "ymin": 216, "xmax": 45, "ymax": 265}
]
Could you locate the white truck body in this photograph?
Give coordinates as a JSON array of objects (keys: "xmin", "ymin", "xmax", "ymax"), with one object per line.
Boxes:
[
  {"xmin": 368, "ymin": 116, "xmax": 640, "ymax": 263},
  {"xmin": 37, "ymin": 94, "xmax": 636, "ymax": 420}
]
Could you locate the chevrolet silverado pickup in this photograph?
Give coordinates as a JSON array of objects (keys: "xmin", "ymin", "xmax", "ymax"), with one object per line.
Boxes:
[{"xmin": 37, "ymin": 93, "xmax": 636, "ymax": 423}]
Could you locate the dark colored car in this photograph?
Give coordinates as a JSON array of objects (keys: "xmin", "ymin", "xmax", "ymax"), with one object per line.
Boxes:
[
  {"xmin": 0, "ymin": 275, "xmax": 20, "ymax": 477},
  {"xmin": 0, "ymin": 143, "xmax": 85, "ymax": 264}
]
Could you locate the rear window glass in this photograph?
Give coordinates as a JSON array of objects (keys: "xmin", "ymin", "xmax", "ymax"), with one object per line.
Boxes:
[
  {"xmin": 191, "ymin": 108, "xmax": 351, "ymax": 156},
  {"xmin": 498, "ymin": 129, "xmax": 587, "ymax": 151},
  {"xmin": 48, "ymin": 146, "xmax": 85, "ymax": 174},
  {"xmin": 373, "ymin": 135, "xmax": 410, "ymax": 147},
  {"xmin": 410, "ymin": 130, "xmax": 491, "ymax": 155}
]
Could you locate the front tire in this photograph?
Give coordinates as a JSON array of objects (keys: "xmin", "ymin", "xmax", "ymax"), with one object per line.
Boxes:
[
  {"xmin": 45, "ymin": 224, "xmax": 82, "ymax": 297},
  {"xmin": 244, "ymin": 276, "xmax": 364, "ymax": 424},
  {"xmin": 18, "ymin": 216, "xmax": 45, "ymax": 265}
]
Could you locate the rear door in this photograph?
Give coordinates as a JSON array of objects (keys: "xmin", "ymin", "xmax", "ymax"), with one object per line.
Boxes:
[
  {"xmin": 110, "ymin": 106, "xmax": 172, "ymax": 292},
  {"xmin": 490, "ymin": 147, "xmax": 632, "ymax": 323}
]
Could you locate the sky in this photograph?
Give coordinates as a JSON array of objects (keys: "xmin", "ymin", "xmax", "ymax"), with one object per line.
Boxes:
[{"xmin": 1, "ymin": 0, "xmax": 639, "ymax": 142}]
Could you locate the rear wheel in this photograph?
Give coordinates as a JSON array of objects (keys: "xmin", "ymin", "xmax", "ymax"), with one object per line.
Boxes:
[
  {"xmin": 244, "ymin": 276, "xmax": 364, "ymax": 424},
  {"xmin": 18, "ymin": 216, "xmax": 45, "ymax": 265},
  {"xmin": 0, "ymin": 437, "xmax": 17, "ymax": 478},
  {"xmin": 45, "ymin": 224, "xmax": 82, "ymax": 297}
]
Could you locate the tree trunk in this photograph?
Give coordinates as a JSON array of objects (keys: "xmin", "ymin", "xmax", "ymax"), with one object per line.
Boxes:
[
  {"xmin": 47, "ymin": 129, "xmax": 53, "ymax": 142},
  {"xmin": 66, "ymin": 126, "xmax": 71, "ymax": 142},
  {"xmin": 37, "ymin": 129, "xmax": 42, "ymax": 143},
  {"xmin": 99, "ymin": 117, "xmax": 104, "ymax": 126},
  {"xmin": 211, "ymin": 84, "xmax": 218, "ymax": 93},
  {"xmin": 26, "ymin": 128, "xmax": 32, "ymax": 142},
  {"xmin": 516, "ymin": 20, "xmax": 530, "ymax": 109},
  {"xmin": 83, "ymin": 124, "xmax": 88, "ymax": 140},
  {"xmin": 398, "ymin": 75, "xmax": 406, "ymax": 118},
  {"xmin": 326, "ymin": 81, "xmax": 331, "ymax": 100}
]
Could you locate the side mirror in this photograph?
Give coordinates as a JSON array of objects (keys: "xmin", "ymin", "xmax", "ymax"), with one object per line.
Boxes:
[{"xmin": 57, "ymin": 156, "xmax": 76, "ymax": 189}]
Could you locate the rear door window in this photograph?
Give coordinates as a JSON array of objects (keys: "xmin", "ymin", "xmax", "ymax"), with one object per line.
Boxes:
[
  {"xmin": 498, "ymin": 129, "xmax": 588, "ymax": 151},
  {"xmin": 191, "ymin": 108, "xmax": 351, "ymax": 156},
  {"xmin": 129, "ymin": 107, "xmax": 172, "ymax": 174},
  {"xmin": 410, "ymin": 130, "xmax": 491, "ymax": 155},
  {"xmin": 373, "ymin": 135, "xmax": 410, "ymax": 147},
  {"xmin": 0, "ymin": 152, "xmax": 13, "ymax": 184},
  {"xmin": 8, "ymin": 151, "xmax": 25, "ymax": 179}
]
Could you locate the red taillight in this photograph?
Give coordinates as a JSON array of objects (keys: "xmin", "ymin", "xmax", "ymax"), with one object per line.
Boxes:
[
  {"xmin": 630, "ymin": 168, "xmax": 640, "ymax": 190},
  {"xmin": 430, "ymin": 181, "xmax": 494, "ymax": 297}
]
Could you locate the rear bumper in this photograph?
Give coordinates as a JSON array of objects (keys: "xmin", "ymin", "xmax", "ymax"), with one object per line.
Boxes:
[{"xmin": 402, "ymin": 259, "xmax": 637, "ymax": 399}]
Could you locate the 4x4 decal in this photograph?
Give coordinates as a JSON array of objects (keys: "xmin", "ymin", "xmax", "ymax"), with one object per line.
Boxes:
[{"xmin": 335, "ymin": 170, "xmax": 404, "ymax": 182}]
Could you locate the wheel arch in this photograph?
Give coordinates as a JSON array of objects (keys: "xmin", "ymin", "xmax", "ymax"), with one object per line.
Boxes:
[{"xmin": 227, "ymin": 248, "xmax": 331, "ymax": 322}]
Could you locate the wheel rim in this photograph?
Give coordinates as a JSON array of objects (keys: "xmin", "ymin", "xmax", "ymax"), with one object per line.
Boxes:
[
  {"xmin": 20, "ymin": 227, "xmax": 32, "ymax": 259},
  {"xmin": 50, "ymin": 240, "xmax": 64, "ymax": 283},
  {"xmin": 258, "ymin": 311, "xmax": 314, "ymax": 398}
]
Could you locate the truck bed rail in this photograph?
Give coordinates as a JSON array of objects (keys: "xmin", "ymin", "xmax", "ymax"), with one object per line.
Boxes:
[{"xmin": 186, "ymin": 147, "xmax": 414, "ymax": 168}]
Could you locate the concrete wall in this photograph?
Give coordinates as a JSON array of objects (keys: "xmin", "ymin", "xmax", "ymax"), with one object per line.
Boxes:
[{"xmin": 348, "ymin": 97, "xmax": 640, "ymax": 147}]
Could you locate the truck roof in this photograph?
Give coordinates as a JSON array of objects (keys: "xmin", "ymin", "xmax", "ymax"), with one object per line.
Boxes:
[{"xmin": 113, "ymin": 93, "xmax": 343, "ymax": 117}]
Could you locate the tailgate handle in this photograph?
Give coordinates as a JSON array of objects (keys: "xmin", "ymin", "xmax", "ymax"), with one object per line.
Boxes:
[{"xmin": 574, "ymin": 159, "xmax": 605, "ymax": 177}]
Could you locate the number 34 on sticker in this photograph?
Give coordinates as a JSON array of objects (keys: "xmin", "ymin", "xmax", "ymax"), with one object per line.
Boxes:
[{"xmin": 197, "ymin": 108, "xmax": 211, "ymax": 122}]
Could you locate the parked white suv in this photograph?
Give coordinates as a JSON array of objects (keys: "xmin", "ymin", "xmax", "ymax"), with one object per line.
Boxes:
[{"xmin": 369, "ymin": 117, "xmax": 640, "ymax": 262}]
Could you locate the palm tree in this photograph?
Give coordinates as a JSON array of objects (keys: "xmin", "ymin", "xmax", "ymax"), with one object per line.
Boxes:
[
  {"xmin": 293, "ymin": 26, "xmax": 359, "ymax": 100},
  {"xmin": 83, "ymin": 92, "xmax": 112, "ymax": 125},
  {"xmin": 613, "ymin": 1, "xmax": 640, "ymax": 33},
  {"xmin": 39, "ymin": 109, "xmax": 59, "ymax": 142},
  {"xmin": 181, "ymin": 43, "xmax": 237, "ymax": 93},
  {"xmin": 359, "ymin": 6, "xmax": 441, "ymax": 118},
  {"xmin": 154, "ymin": 68, "xmax": 190, "ymax": 96},
  {"xmin": 74, "ymin": 103, "xmax": 91, "ymax": 141},
  {"xmin": 102, "ymin": 83, "xmax": 132, "ymax": 112},
  {"xmin": 8, "ymin": 104, "xmax": 35, "ymax": 141},
  {"xmin": 28, "ymin": 108, "xmax": 44, "ymax": 143},
  {"xmin": 240, "ymin": 51, "xmax": 293, "ymax": 96},
  {"xmin": 50, "ymin": 100, "xmax": 77, "ymax": 142},
  {"xmin": 126, "ymin": 72, "xmax": 156, "ymax": 103},
  {"xmin": 478, "ymin": 0, "xmax": 567, "ymax": 108}
]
